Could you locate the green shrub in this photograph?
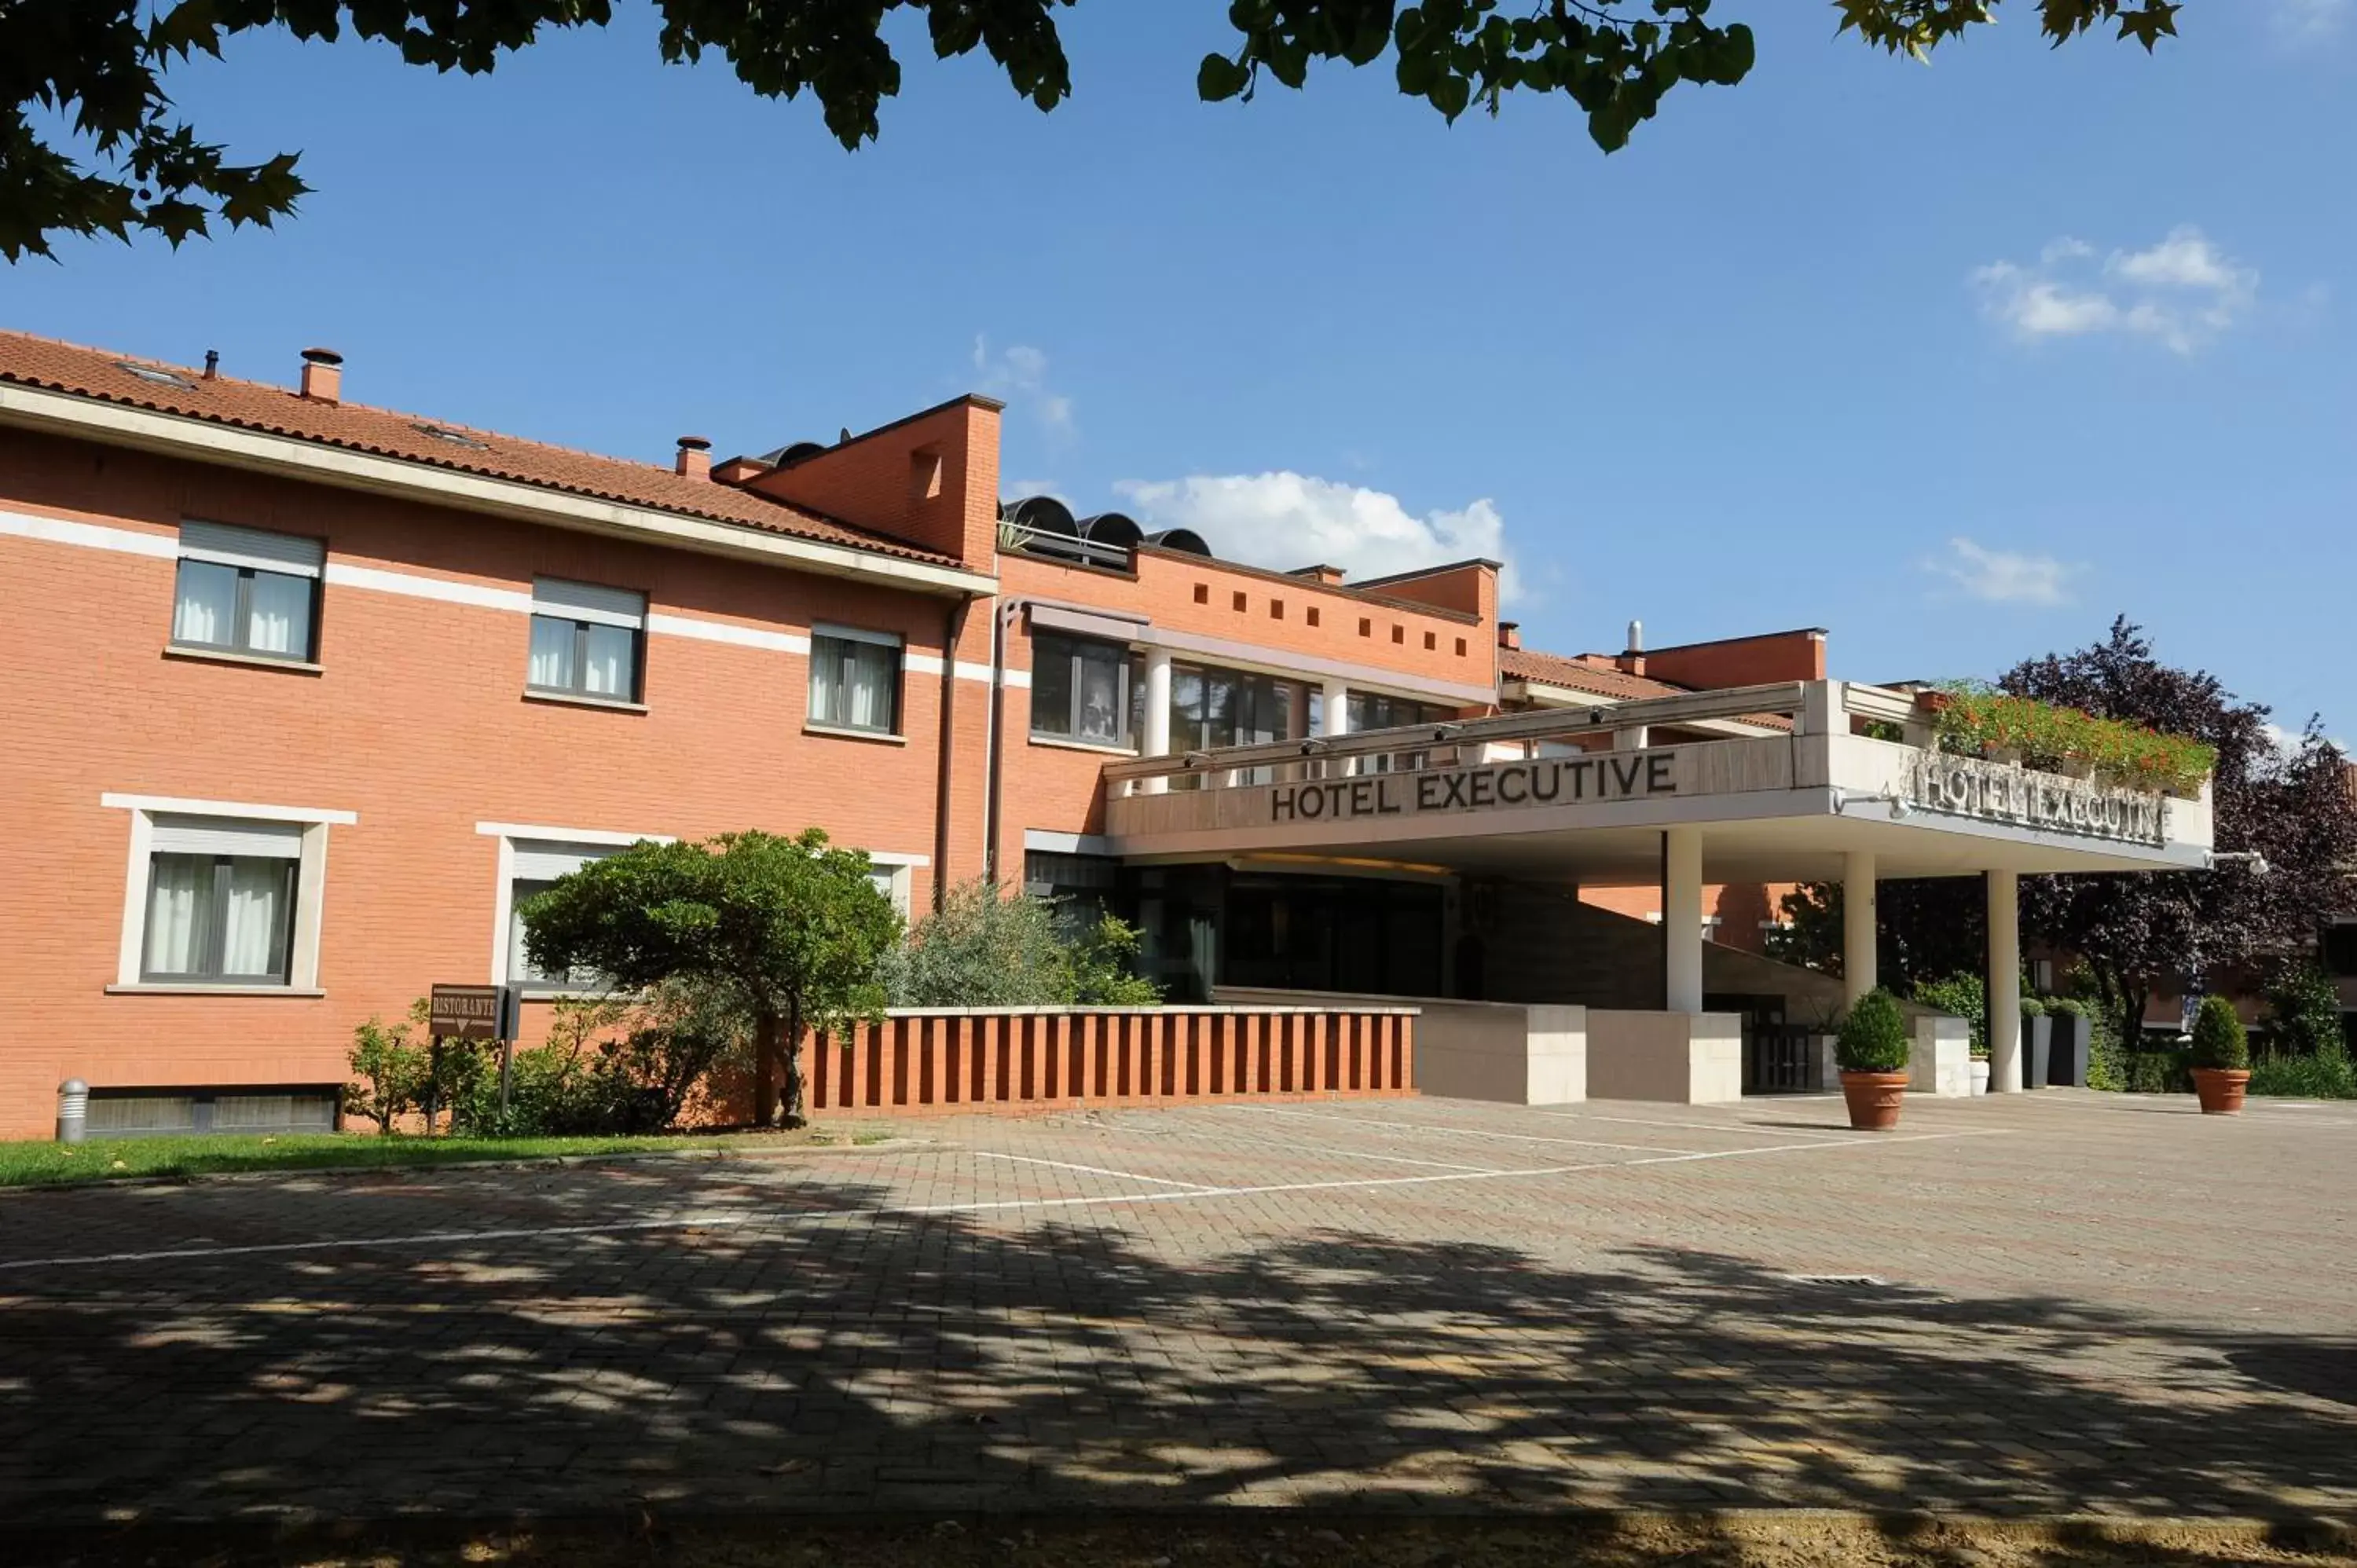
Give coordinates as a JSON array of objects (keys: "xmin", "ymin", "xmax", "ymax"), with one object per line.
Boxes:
[
  {"xmin": 453, "ymin": 988, "xmax": 739, "ymax": 1138},
  {"xmin": 2085, "ymin": 1013, "xmax": 2125, "ymax": 1092},
  {"xmin": 2189, "ymin": 995, "xmax": 2249, "ymax": 1071},
  {"xmin": 1912, "ymin": 972, "xmax": 1987, "ymax": 1057},
  {"xmin": 344, "ymin": 1002, "xmax": 431, "ymax": 1134},
  {"xmin": 2123, "ymin": 1046, "xmax": 2193, "ymax": 1094},
  {"xmin": 2249, "ymin": 1045, "xmax": 2357, "ymax": 1100},
  {"xmin": 883, "ymin": 880, "xmax": 1160, "ymax": 1007},
  {"xmin": 1837, "ymin": 989, "xmax": 1912, "ymax": 1073},
  {"xmin": 2020, "ymin": 995, "xmax": 2046, "ymax": 1020},
  {"xmin": 2262, "ymin": 965, "xmax": 2347, "ymax": 1057}
]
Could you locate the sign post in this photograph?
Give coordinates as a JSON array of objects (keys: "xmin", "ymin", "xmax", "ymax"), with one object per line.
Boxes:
[{"xmin": 428, "ymin": 984, "xmax": 526, "ymax": 1126}]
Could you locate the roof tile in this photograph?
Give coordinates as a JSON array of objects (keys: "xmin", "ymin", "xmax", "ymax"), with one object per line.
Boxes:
[{"xmin": 0, "ymin": 330, "xmax": 962, "ymax": 567}]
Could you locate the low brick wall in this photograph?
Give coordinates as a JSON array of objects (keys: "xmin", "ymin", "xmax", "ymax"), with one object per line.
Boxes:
[{"xmin": 803, "ymin": 1006, "xmax": 1417, "ymax": 1117}]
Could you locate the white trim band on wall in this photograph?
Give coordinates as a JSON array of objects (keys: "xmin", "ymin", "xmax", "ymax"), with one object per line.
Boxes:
[{"xmin": 6, "ymin": 504, "xmax": 1009, "ymax": 682}]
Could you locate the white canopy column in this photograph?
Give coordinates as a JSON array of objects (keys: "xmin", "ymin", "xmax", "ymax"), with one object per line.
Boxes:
[
  {"xmin": 1843, "ymin": 850, "xmax": 1878, "ymax": 1006},
  {"xmin": 1988, "ymin": 869, "xmax": 2023, "ymax": 1092},
  {"xmin": 1140, "ymin": 648, "xmax": 1174, "ymax": 795},
  {"xmin": 1664, "ymin": 826, "xmax": 1703, "ymax": 1013}
]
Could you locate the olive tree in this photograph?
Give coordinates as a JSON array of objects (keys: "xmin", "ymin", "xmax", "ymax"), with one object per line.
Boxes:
[{"xmin": 519, "ymin": 828, "xmax": 900, "ymax": 1127}]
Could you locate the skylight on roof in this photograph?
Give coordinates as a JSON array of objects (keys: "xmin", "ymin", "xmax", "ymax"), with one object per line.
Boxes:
[
  {"xmin": 114, "ymin": 361, "xmax": 195, "ymax": 390},
  {"xmin": 412, "ymin": 423, "xmax": 490, "ymax": 450}
]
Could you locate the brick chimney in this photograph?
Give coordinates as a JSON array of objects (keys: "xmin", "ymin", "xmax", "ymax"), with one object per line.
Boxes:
[
  {"xmin": 299, "ymin": 347, "xmax": 342, "ymax": 405},
  {"xmin": 674, "ymin": 434, "xmax": 713, "ymax": 481},
  {"xmin": 1497, "ymin": 621, "xmax": 1521, "ymax": 651},
  {"xmin": 1291, "ymin": 564, "xmax": 1347, "ymax": 587}
]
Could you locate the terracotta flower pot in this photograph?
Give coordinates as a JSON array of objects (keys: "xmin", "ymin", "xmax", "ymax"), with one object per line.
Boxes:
[
  {"xmin": 2192, "ymin": 1068, "xmax": 2250, "ymax": 1116},
  {"xmin": 1840, "ymin": 1070, "xmax": 1909, "ymax": 1131}
]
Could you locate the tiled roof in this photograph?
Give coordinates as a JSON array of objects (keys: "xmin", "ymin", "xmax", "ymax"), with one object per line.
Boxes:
[
  {"xmin": 1500, "ymin": 646, "xmax": 1692, "ymax": 702},
  {"xmin": 1501, "ymin": 645, "xmax": 1793, "ymax": 731},
  {"xmin": 0, "ymin": 331, "xmax": 962, "ymax": 567}
]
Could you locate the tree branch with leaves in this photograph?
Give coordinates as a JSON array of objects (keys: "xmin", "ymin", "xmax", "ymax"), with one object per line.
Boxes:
[{"xmin": 4, "ymin": 1, "xmax": 2199, "ymax": 261}]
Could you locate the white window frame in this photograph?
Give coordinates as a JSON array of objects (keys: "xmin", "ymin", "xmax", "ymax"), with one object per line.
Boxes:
[
  {"xmin": 171, "ymin": 520, "xmax": 326, "ymax": 663},
  {"xmin": 478, "ymin": 822, "xmax": 676, "ymax": 987},
  {"xmin": 527, "ymin": 577, "xmax": 647, "ymax": 703},
  {"xmin": 863, "ymin": 852, "xmax": 928, "ymax": 918},
  {"xmin": 807, "ymin": 622, "xmax": 905, "ymax": 736},
  {"xmin": 104, "ymin": 793, "xmax": 354, "ymax": 994}
]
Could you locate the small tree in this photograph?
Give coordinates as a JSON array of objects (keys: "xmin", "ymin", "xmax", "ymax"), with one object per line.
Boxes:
[
  {"xmin": 520, "ymin": 830, "xmax": 900, "ymax": 1127},
  {"xmin": 344, "ymin": 999, "xmax": 431, "ymax": 1134},
  {"xmin": 1836, "ymin": 989, "xmax": 1912, "ymax": 1075},
  {"xmin": 2189, "ymin": 995, "xmax": 2250, "ymax": 1072}
]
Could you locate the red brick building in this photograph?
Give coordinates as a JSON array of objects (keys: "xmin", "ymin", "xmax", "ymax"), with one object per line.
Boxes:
[{"xmin": 0, "ymin": 330, "xmax": 2206, "ymax": 1135}]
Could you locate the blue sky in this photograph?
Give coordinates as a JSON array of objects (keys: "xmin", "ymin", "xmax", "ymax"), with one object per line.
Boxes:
[{"xmin": 10, "ymin": 3, "xmax": 2352, "ymax": 735}]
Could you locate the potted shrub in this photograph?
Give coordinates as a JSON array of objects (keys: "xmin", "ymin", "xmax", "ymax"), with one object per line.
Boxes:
[
  {"xmin": 2189, "ymin": 995, "xmax": 2251, "ymax": 1115},
  {"xmin": 2021, "ymin": 997, "xmax": 2051, "ymax": 1091},
  {"xmin": 1837, "ymin": 989, "xmax": 1913, "ymax": 1131},
  {"xmin": 2049, "ymin": 998, "xmax": 2093, "ymax": 1087}
]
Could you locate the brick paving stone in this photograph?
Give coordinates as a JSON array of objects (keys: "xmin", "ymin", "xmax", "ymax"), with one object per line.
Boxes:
[{"xmin": 0, "ymin": 1090, "xmax": 2352, "ymax": 1525}]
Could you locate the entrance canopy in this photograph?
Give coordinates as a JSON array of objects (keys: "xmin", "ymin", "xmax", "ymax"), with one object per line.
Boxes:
[{"xmin": 1099, "ymin": 680, "xmax": 2212, "ymax": 883}]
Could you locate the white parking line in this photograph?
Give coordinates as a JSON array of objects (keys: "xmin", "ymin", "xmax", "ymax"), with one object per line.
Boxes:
[
  {"xmin": 0, "ymin": 1128, "xmax": 2012, "ymax": 1275},
  {"xmin": 1526, "ymin": 1110, "xmax": 1860, "ymax": 1139},
  {"xmin": 969, "ymin": 1151, "xmax": 1219, "ymax": 1190},
  {"xmin": 1233, "ymin": 1103, "xmax": 1762, "ymax": 1156},
  {"xmin": 1086, "ymin": 1120, "xmax": 1517, "ymax": 1174}
]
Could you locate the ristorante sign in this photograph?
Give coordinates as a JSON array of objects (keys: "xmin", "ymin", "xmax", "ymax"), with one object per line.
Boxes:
[
  {"xmin": 1907, "ymin": 753, "xmax": 2168, "ymax": 845},
  {"xmin": 1270, "ymin": 751, "xmax": 1677, "ymax": 825}
]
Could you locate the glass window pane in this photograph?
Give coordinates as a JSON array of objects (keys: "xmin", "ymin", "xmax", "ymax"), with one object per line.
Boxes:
[
  {"xmin": 221, "ymin": 858, "xmax": 291, "ymax": 980},
  {"xmin": 848, "ymin": 641, "xmax": 897, "ymax": 731},
  {"xmin": 245, "ymin": 570, "xmax": 313, "ymax": 659},
  {"xmin": 172, "ymin": 560, "xmax": 239, "ymax": 648},
  {"xmin": 1031, "ymin": 636, "xmax": 1075, "ymax": 738},
  {"xmin": 528, "ymin": 616, "xmax": 576, "ymax": 690},
  {"xmin": 143, "ymin": 853, "xmax": 214, "ymax": 976},
  {"xmin": 1075, "ymin": 645, "xmax": 1122, "ymax": 742},
  {"xmin": 808, "ymin": 636, "xmax": 844, "ymax": 725},
  {"xmin": 510, "ymin": 878, "xmax": 558, "ymax": 983},
  {"xmin": 582, "ymin": 623, "xmax": 636, "ymax": 699}
]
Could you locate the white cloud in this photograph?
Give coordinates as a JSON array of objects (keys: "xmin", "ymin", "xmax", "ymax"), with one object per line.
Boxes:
[
  {"xmin": 1005, "ymin": 478, "xmax": 1064, "ymax": 501},
  {"xmin": 1923, "ymin": 537, "xmax": 2080, "ymax": 607},
  {"xmin": 2272, "ymin": 0, "xmax": 2349, "ymax": 41},
  {"xmin": 1972, "ymin": 226, "xmax": 2257, "ymax": 354},
  {"xmin": 972, "ymin": 336, "xmax": 1074, "ymax": 441},
  {"xmin": 1113, "ymin": 471, "xmax": 1523, "ymax": 604}
]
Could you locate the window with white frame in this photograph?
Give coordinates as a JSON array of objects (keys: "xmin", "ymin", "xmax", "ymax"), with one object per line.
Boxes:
[
  {"xmin": 141, "ymin": 817, "xmax": 301, "ymax": 983},
  {"xmin": 527, "ymin": 577, "xmax": 646, "ymax": 702},
  {"xmin": 1031, "ymin": 632, "xmax": 1141, "ymax": 747},
  {"xmin": 808, "ymin": 625, "xmax": 902, "ymax": 735},
  {"xmin": 107, "ymin": 796, "xmax": 348, "ymax": 991},
  {"xmin": 863, "ymin": 855, "xmax": 921, "ymax": 918},
  {"xmin": 504, "ymin": 839, "xmax": 627, "ymax": 989},
  {"xmin": 170, "ymin": 521, "xmax": 324, "ymax": 662}
]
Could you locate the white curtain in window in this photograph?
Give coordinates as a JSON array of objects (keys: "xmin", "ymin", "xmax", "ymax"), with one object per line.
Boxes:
[
  {"xmin": 845, "ymin": 641, "xmax": 896, "ymax": 730},
  {"xmin": 581, "ymin": 623, "xmax": 633, "ymax": 698},
  {"xmin": 509, "ymin": 877, "xmax": 557, "ymax": 983},
  {"xmin": 1076, "ymin": 649, "xmax": 1120, "ymax": 742},
  {"xmin": 528, "ymin": 616, "xmax": 575, "ymax": 689},
  {"xmin": 173, "ymin": 560, "xmax": 237, "ymax": 647},
  {"xmin": 221, "ymin": 859, "xmax": 288, "ymax": 977},
  {"xmin": 142, "ymin": 854, "xmax": 211, "ymax": 975},
  {"xmin": 245, "ymin": 571, "xmax": 310, "ymax": 658}
]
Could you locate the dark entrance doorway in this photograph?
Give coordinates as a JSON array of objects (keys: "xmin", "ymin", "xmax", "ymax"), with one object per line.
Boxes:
[{"xmin": 1710, "ymin": 991, "xmax": 1817, "ymax": 1094}]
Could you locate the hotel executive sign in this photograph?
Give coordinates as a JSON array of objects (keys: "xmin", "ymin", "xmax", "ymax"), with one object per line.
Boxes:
[
  {"xmin": 1271, "ymin": 751, "xmax": 1677, "ymax": 824},
  {"xmin": 1907, "ymin": 753, "xmax": 2168, "ymax": 846}
]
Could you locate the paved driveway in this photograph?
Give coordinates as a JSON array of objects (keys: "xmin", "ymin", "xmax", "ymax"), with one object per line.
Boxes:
[{"xmin": 0, "ymin": 1090, "xmax": 2352, "ymax": 1526}]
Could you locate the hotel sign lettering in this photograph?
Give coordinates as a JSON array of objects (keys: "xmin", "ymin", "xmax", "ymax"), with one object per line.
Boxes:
[
  {"xmin": 1908, "ymin": 753, "xmax": 2167, "ymax": 846},
  {"xmin": 1271, "ymin": 751, "xmax": 1676, "ymax": 825}
]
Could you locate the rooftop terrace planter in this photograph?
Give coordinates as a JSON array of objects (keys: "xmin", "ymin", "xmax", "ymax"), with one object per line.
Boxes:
[{"xmin": 1918, "ymin": 683, "xmax": 2215, "ymax": 797}]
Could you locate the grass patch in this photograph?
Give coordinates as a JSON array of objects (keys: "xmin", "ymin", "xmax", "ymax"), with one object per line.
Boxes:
[{"xmin": 0, "ymin": 1128, "xmax": 856, "ymax": 1189}]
